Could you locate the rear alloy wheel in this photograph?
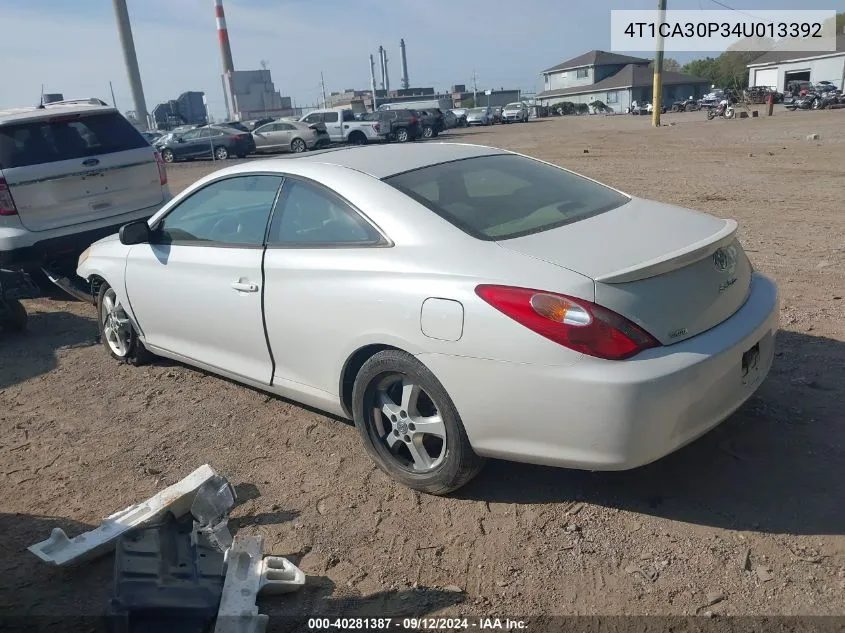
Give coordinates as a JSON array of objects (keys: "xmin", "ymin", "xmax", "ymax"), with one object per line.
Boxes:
[
  {"xmin": 395, "ymin": 127, "xmax": 410, "ymax": 143},
  {"xmin": 291, "ymin": 138, "xmax": 307, "ymax": 153},
  {"xmin": 352, "ymin": 350, "xmax": 485, "ymax": 495},
  {"xmin": 98, "ymin": 282, "xmax": 151, "ymax": 365},
  {"xmin": 422, "ymin": 125, "xmax": 434, "ymax": 139},
  {"xmin": 161, "ymin": 149, "xmax": 175, "ymax": 163},
  {"xmin": 214, "ymin": 146, "xmax": 229, "ymax": 160}
]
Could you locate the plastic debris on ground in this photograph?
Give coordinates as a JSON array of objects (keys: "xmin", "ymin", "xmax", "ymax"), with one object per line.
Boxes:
[{"xmin": 25, "ymin": 464, "xmax": 306, "ymax": 631}]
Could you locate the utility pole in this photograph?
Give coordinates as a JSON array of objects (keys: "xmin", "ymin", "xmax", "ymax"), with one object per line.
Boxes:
[
  {"xmin": 472, "ymin": 70, "xmax": 478, "ymax": 106},
  {"xmin": 651, "ymin": 0, "xmax": 667, "ymax": 127},
  {"xmin": 320, "ymin": 72, "xmax": 327, "ymax": 109},
  {"xmin": 111, "ymin": 0, "xmax": 149, "ymax": 130}
]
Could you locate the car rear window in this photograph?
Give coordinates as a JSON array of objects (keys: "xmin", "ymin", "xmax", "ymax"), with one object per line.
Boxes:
[
  {"xmin": 383, "ymin": 154, "xmax": 630, "ymax": 241},
  {"xmin": 0, "ymin": 111, "xmax": 148, "ymax": 169}
]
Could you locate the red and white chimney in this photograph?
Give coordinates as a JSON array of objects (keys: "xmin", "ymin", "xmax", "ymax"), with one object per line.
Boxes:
[{"xmin": 214, "ymin": 0, "xmax": 235, "ymax": 74}]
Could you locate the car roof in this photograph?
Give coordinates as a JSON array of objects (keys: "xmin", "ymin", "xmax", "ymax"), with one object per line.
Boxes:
[
  {"xmin": 0, "ymin": 103, "xmax": 116, "ymax": 126},
  {"xmin": 291, "ymin": 142, "xmax": 506, "ymax": 178}
]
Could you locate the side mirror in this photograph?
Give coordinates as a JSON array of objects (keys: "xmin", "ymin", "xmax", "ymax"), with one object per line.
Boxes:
[{"xmin": 119, "ymin": 219, "xmax": 151, "ymax": 245}]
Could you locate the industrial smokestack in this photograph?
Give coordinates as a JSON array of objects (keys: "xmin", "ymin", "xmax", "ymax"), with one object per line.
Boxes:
[
  {"xmin": 369, "ymin": 54, "xmax": 379, "ymax": 109},
  {"xmin": 383, "ymin": 47, "xmax": 390, "ymax": 94},
  {"xmin": 400, "ymin": 39, "xmax": 409, "ymax": 90},
  {"xmin": 214, "ymin": 0, "xmax": 235, "ymax": 73},
  {"xmin": 111, "ymin": 0, "xmax": 149, "ymax": 130}
]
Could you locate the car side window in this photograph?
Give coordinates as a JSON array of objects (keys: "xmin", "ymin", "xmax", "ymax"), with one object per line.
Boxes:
[
  {"xmin": 302, "ymin": 114, "xmax": 319, "ymax": 124},
  {"xmin": 342, "ymin": 110, "xmax": 356, "ymax": 122},
  {"xmin": 156, "ymin": 175, "xmax": 283, "ymax": 246},
  {"xmin": 323, "ymin": 112, "xmax": 339, "ymax": 123},
  {"xmin": 268, "ymin": 179, "xmax": 383, "ymax": 246},
  {"xmin": 182, "ymin": 130, "xmax": 200, "ymax": 141},
  {"xmin": 278, "ymin": 123, "xmax": 294, "ymax": 131}
]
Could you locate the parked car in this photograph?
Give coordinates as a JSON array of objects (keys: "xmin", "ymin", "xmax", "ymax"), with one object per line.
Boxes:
[
  {"xmin": 442, "ymin": 110, "xmax": 458, "ymax": 129},
  {"xmin": 450, "ymin": 108, "xmax": 468, "ymax": 127},
  {"xmin": 501, "ymin": 102, "xmax": 529, "ymax": 123},
  {"xmin": 0, "ymin": 101, "xmax": 170, "ymax": 269},
  {"xmin": 216, "ymin": 120, "xmax": 251, "ymax": 133},
  {"xmin": 154, "ymin": 126, "xmax": 255, "ymax": 162},
  {"xmin": 141, "ymin": 131, "xmax": 163, "ymax": 144},
  {"xmin": 466, "ymin": 107, "xmax": 492, "ymax": 126},
  {"xmin": 243, "ymin": 117, "xmax": 275, "ymax": 132},
  {"xmin": 299, "ymin": 108, "xmax": 381, "ymax": 145},
  {"xmin": 361, "ymin": 109, "xmax": 421, "ymax": 143},
  {"xmin": 415, "ymin": 109, "xmax": 445, "ymax": 139},
  {"xmin": 76, "ymin": 143, "xmax": 778, "ymax": 494},
  {"xmin": 252, "ymin": 120, "xmax": 321, "ymax": 154},
  {"xmin": 490, "ymin": 107, "xmax": 503, "ymax": 124}
]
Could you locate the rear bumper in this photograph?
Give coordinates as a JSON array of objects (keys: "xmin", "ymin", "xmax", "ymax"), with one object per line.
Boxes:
[
  {"xmin": 0, "ymin": 200, "xmax": 166, "ymax": 267},
  {"xmin": 419, "ymin": 273, "xmax": 779, "ymax": 471}
]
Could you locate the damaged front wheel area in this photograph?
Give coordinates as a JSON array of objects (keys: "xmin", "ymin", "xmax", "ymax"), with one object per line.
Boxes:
[{"xmin": 97, "ymin": 281, "xmax": 151, "ymax": 365}]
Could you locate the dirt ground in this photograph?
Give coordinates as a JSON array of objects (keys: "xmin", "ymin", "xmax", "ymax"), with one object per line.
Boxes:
[{"xmin": 2, "ymin": 110, "xmax": 844, "ymax": 624}]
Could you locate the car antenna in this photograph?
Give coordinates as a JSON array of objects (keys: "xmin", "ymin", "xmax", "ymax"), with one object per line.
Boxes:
[{"xmin": 37, "ymin": 84, "xmax": 45, "ymax": 109}]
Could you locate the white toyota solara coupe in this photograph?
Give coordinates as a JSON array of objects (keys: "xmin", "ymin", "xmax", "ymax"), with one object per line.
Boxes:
[{"xmin": 75, "ymin": 143, "xmax": 778, "ymax": 494}]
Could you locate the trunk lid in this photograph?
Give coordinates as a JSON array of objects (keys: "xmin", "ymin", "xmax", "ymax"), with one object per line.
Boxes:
[
  {"xmin": 497, "ymin": 198, "xmax": 752, "ymax": 344},
  {"xmin": 0, "ymin": 109, "xmax": 164, "ymax": 232}
]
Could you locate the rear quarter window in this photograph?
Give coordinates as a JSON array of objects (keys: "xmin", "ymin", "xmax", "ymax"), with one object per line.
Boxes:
[{"xmin": 0, "ymin": 111, "xmax": 148, "ymax": 169}]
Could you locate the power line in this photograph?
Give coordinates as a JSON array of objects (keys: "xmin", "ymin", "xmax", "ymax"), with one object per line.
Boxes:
[{"xmin": 708, "ymin": 0, "xmax": 764, "ymax": 22}]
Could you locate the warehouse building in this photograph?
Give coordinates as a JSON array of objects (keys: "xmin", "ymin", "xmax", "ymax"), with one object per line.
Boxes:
[{"xmin": 747, "ymin": 33, "xmax": 845, "ymax": 91}]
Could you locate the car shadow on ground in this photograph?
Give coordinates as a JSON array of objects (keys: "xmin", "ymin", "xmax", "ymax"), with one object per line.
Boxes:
[
  {"xmin": 454, "ymin": 330, "xmax": 844, "ymax": 536},
  {"xmin": 1, "ymin": 509, "xmax": 464, "ymax": 626},
  {"xmin": 0, "ymin": 308, "xmax": 98, "ymax": 390}
]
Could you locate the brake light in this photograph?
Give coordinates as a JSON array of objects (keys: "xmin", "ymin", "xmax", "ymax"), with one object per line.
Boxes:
[
  {"xmin": 153, "ymin": 151, "xmax": 167, "ymax": 186},
  {"xmin": 373, "ymin": 122, "xmax": 380, "ymax": 133},
  {"xmin": 0, "ymin": 177, "xmax": 18, "ymax": 216},
  {"xmin": 410, "ymin": 116, "xmax": 418, "ymax": 124},
  {"xmin": 231, "ymin": 134, "xmax": 244, "ymax": 141},
  {"xmin": 475, "ymin": 285, "xmax": 660, "ymax": 360}
]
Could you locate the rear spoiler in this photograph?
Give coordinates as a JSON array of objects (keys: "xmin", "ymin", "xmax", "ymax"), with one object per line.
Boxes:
[{"xmin": 595, "ymin": 219, "xmax": 738, "ymax": 284}]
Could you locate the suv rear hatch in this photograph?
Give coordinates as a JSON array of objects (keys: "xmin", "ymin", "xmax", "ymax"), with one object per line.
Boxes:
[
  {"xmin": 0, "ymin": 109, "xmax": 164, "ymax": 232},
  {"xmin": 497, "ymin": 198, "xmax": 753, "ymax": 345}
]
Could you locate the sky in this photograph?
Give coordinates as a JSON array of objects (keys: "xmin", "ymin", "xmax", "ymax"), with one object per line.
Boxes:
[{"xmin": 2, "ymin": 0, "xmax": 841, "ymax": 119}]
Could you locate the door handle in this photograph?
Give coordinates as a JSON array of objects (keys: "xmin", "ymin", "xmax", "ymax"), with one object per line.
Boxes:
[{"xmin": 231, "ymin": 280, "xmax": 259, "ymax": 292}]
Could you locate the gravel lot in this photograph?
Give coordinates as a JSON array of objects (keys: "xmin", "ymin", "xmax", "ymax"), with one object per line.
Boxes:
[{"xmin": 2, "ymin": 110, "xmax": 844, "ymax": 622}]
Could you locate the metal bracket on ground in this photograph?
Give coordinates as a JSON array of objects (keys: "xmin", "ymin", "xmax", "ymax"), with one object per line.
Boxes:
[{"xmin": 27, "ymin": 464, "xmax": 218, "ymax": 566}]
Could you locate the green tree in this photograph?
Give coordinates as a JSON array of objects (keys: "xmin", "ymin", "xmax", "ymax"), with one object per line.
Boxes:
[{"xmin": 650, "ymin": 57, "xmax": 681, "ymax": 72}]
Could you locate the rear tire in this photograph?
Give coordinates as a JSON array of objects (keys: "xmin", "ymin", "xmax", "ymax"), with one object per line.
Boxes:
[
  {"xmin": 214, "ymin": 146, "xmax": 229, "ymax": 160},
  {"xmin": 352, "ymin": 349, "xmax": 485, "ymax": 495},
  {"xmin": 347, "ymin": 132, "xmax": 367, "ymax": 146},
  {"xmin": 161, "ymin": 149, "xmax": 175, "ymax": 163},
  {"xmin": 395, "ymin": 127, "xmax": 410, "ymax": 143},
  {"xmin": 422, "ymin": 125, "xmax": 434, "ymax": 139},
  {"xmin": 97, "ymin": 282, "xmax": 152, "ymax": 366},
  {"xmin": 291, "ymin": 138, "xmax": 307, "ymax": 153},
  {"xmin": 0, "ymin": 299, "xmax": 27, "ymax": 332}
]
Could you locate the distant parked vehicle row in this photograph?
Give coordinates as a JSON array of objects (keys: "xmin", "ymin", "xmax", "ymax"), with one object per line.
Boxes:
[
  {"xmin": 154, "ymin": 126, "xmax": 255, "ymax": 163},
  {"xmin": 501, "ymin": 102, "xmax": 530, "ymax": 123}
]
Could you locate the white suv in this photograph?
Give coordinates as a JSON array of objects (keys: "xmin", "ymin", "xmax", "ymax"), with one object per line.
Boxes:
[{"xmin": 0, "ymin": 101, "xmax": 171, "ymax": 269}]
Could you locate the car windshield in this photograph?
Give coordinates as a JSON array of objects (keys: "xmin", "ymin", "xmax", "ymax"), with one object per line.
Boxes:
[
  {"xmin": 384, "ymin": 154, "xmax": 629, "ymax": 241},
  {"xmin": 504, "ymin": 104, "xmax": 521, "ymax": 110}
]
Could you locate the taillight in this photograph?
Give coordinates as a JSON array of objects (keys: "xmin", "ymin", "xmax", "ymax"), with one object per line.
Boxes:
[
  {"xmin": 410, "ymin": 116, "xmax": 418, "ymax": 124},
  {"xmin": 231, "ymin": 134, "xmax": 244, "ymax": 141},
  {"xmin": 475, "ymin": 285, "xmax": 660, "ymax": 361},
  {"xmin": 373, "ymin": 123, "xmax": 380, "ymax": 133},
  {"xmin": 154, "ymin": 151, "xmax": 168, "ymax": 186},
  {"xmin": 0, "ymin": 177, "xmax": 18, "ymax": 216}
]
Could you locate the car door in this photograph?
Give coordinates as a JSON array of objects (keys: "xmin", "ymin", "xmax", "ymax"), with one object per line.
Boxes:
[
  {"xmin": 322, "ymin": 112, "xmax": 342, "ymax": 141},
  {"xmin": 274, "ymin": 123, "xmax": 295, "ymax": 151},
  {"xmin": 252, "ymin": 123, "xmax": 278, "ymax": 152},
  {"xmin": 124, "ymin": 174, "xmax": 283, "ymax": 384},
  {"xmin": 171, "ymin": 130, "xmax": 196, "ymax": 158},
  {"xmin": 262, "ymin": 177, "xmax": 387, "ymax": 393}
]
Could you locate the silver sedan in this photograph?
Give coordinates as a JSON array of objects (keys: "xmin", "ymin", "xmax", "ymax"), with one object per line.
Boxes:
[
  {"xmin": 76, "ymin": 143, "xmax": 778, "ymax": 494},
  {"xmin": 252, "ymin": 120, "xmax": 319, "ymax": 154}
]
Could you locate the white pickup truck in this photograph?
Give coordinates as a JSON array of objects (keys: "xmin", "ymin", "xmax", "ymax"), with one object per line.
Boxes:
[{"xmin": 298, "ymin": 108, "xmax": 382, "ymax": 145}]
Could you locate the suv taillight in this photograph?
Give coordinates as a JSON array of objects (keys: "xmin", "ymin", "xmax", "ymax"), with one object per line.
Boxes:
[
  {"xmin": 0, "ymin": 177, "xmax": 18, "ymax": 216},
  {"xmin": 373, "ymin": 122, "xmax": 380, "ymax": 133},
  {"xmin": 154, "ymin": 151, "xmax": 168, "ymax": 186},
  {"xmin": 410, "ymin": 116, "xmax": 418, "ymax": 124},
  {"xmin": 475, "ymin": 285, "xmax": 660, "ymax": 360}
]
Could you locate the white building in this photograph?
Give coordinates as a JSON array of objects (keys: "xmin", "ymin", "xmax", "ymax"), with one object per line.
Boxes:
[{"xmin": 747, "ymin": 34, "xmax": 845, "ymax": 91}]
